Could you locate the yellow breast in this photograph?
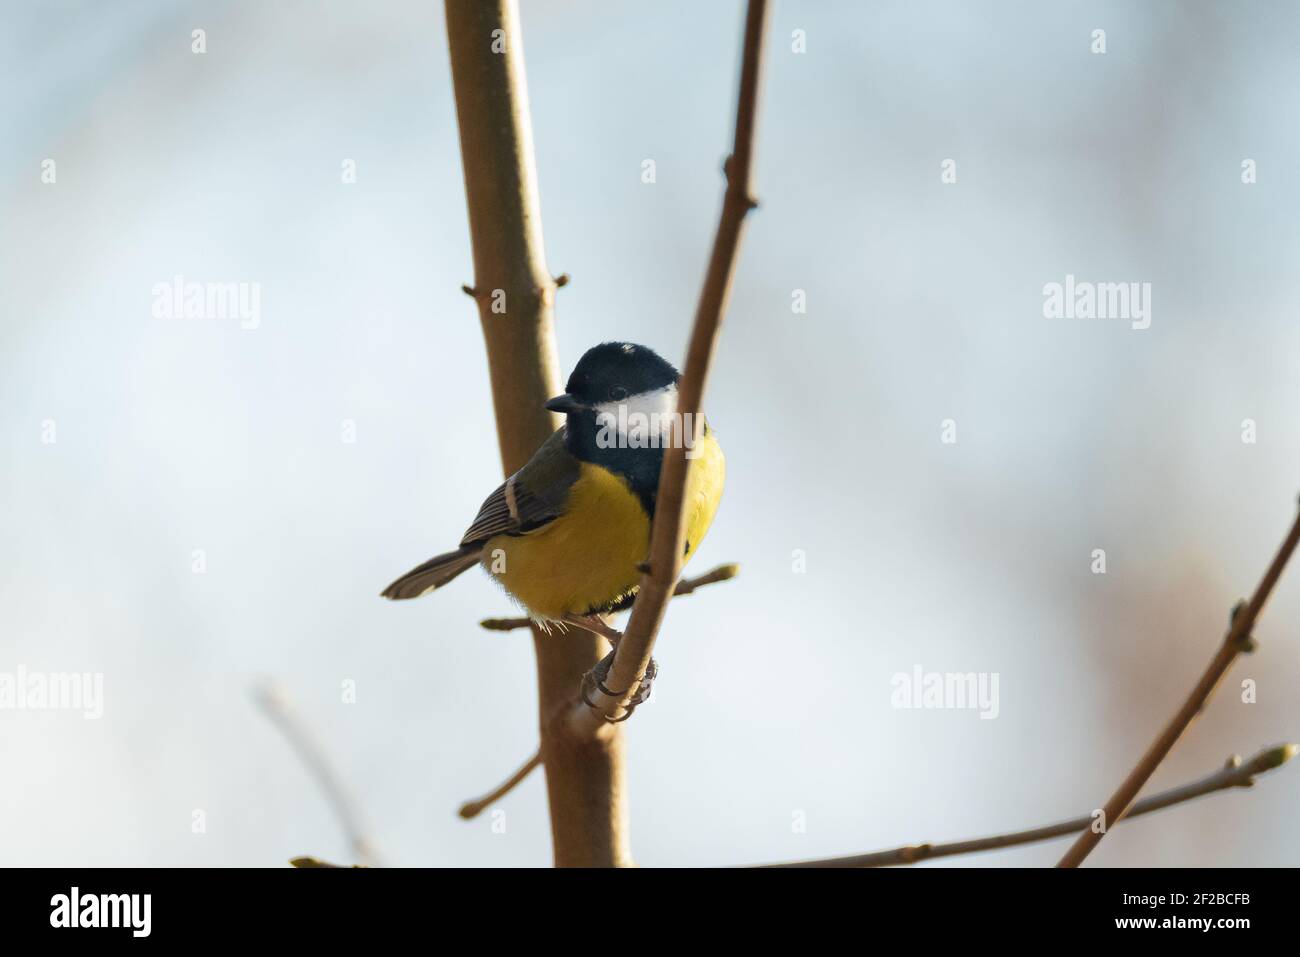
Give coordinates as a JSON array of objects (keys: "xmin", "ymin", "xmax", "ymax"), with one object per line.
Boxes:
[{"xmin": 485, "ymin": 430, "xmax": 725, "ymax": 620}]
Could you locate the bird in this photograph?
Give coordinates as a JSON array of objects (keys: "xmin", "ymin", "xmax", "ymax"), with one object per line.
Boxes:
[{"xmin": 380, "ymin": 341, "xmax": 726, "ymax": 644}]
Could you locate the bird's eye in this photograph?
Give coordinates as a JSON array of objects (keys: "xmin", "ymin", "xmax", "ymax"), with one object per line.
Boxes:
[{"xmin": 609, "ymin": 386, "xmax": 628, "ymax": 401}]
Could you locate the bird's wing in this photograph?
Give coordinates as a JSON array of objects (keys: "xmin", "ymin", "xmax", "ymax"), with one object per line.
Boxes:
[{"xmin": 459, "ymin": 428, "xmax": 580, "ymax": 545}]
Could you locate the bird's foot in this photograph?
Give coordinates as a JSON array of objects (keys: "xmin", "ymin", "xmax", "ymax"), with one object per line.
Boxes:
[
  {"xmin": 627, "ymin": 655, "xmax": 658, "ymax": 711},
  {"xmin": 560, "ymin": 613, "xmax": 623, "ymax": 647},
  {"xmin": 582, "ymin": 651, "xmax": 658, "ymax": 722}
]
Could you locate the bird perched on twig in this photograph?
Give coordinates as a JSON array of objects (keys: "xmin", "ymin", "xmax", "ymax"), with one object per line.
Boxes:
[{"xmin": 381, "ymin": 342, "xmax": 725, "ymax": 653}]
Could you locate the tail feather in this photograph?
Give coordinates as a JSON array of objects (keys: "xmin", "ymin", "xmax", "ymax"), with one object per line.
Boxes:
[{"xmin": 381, "ymin": 545, "xmax": 482, "ymax": 600}]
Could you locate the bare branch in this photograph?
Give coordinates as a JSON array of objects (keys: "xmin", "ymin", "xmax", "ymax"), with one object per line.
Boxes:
[
  {"xmin": 289, "ymin": 856, "xmax": 364, "ymax": 868},
  {"xmin": 671, "ymin": 561, "xmax": 742, "ymax": 595},
  {"xmin": 458, "ymin": 751, "xmax": 542, "ymax": 819},
  {"xmin": 1057, "ymin": 504, "xmax": 1300, "ymax": 867},
  {"xmin": 573, "ymin": 0, "xmax": 771, "ymax": 728},
  {"xmin": 477, "ymin": 616, "xmax": 535, "ymax": 633},
  {"xmin": 761, "ymin": 744, "xmax": 1296, "ymax": 867},
  {"xmin": 478, "ymin": 562, "xmax": 740, "ymax": 632},
  {"xmin": 444, "ymin": 0, "xmax": 630, "ymax": 866},
  {"xmin": 254, "ymin": 680, "xmax": 382, "ymax": 867}
]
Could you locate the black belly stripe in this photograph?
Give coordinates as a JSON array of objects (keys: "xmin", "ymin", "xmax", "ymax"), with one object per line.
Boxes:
[{"xmin": 564, "ymin": 411, "xmax": 663, "ymax": 518}]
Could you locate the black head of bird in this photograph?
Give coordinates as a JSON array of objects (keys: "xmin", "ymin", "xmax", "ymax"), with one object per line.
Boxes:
[{"xmin": 544, "ymin": 341, "xmax": 680, "ymax": 416}]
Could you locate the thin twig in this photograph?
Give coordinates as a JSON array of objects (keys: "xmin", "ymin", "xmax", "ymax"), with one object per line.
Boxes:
[
  {"xmin": 458, "ymin": 751, "xmax": 543, "ymax": 819},
  {"xmin": 479, "ymin": 562, "xmax": 740, "ymax": 632},
  {"xmin": 477, "ymin": 617, "xmax": 535, "ymax": 633},
  {"xmin": 572, "ymin": 0, "xmax": 770, "ymax": 729},
  {"xmin": 1057, "ymin": 503, "xmax": 1300, "ymax": 867},
  {"xmin": 254, "ymin": 680, "xmax": 382, "ymax": 867},
  {"xmin": 761, "ymin": 744, "xmax": 1296, "ymax": 867},
  {"xmin": 670, "ymin": 561, "xmax": 741, "ymax": 595},
  {"xmin": 289, "ymin": 856, "xmax": 365, "ymax": 868}
]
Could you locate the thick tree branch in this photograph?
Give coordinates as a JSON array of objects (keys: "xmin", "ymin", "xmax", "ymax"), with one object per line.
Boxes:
[
  {"xmin": 761, "ymin": 744, "xmax": 1296, "ymax": 867},
  {"xmin": 1057, "ymin": 503, "xmax": 1300, "ymax": 867},
  {"xmin": 444, "ymin": 0, "xmax": 629, "ymax": 866},
  {"xmin": 573, "ymin": 0, "xmax": 771, "ymax": 728}
]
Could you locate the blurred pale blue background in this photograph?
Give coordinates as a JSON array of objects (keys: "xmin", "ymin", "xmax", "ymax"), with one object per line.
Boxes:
[{"xmin": 2, "ymin": 0, "xmax": 1298, "ymax": 866}]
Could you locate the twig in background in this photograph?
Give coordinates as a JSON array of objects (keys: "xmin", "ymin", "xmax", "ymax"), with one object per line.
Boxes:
[
  {"xmin": 1057, "ymin": 503, "xmax": 1300, "ymax": 867},
  {"xmin": 254, "ymin": 680, "xmax": 383, "ymax": 867},
  {"xmin": 761, "ymin": 744, "xmax": 1296, "ymax": 867}
]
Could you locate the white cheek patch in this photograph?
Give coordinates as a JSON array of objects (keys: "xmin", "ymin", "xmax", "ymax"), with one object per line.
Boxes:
[
  {"xmin": 594, "ymin": 385, "xmax": 677, "ymax": 431},
  {"xmin": 593, "ymin": 384, "xmax": 678, "ymax": 446}
]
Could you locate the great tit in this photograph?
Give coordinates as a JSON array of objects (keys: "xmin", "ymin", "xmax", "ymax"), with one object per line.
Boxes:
[{"xmin": 380, "ymin": 342, "xmax": 725, "ymax": 630}]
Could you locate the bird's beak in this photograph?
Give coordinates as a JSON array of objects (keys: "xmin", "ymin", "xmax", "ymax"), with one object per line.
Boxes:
[{"xmin": 545, "ymin": 393, "xmax": 584, "ymax": 414}]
